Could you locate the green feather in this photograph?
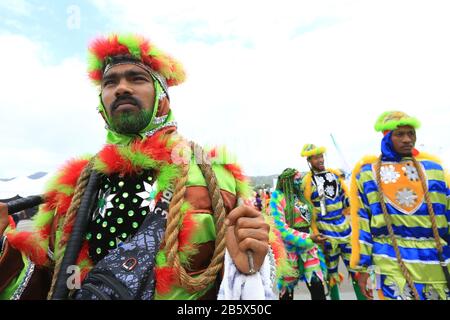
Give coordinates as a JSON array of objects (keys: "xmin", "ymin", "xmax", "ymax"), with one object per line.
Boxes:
[
  {"xmin": 87, "ymin": 52, "xmax": 103, "ymax": 72},
  {"xmin": 118, "ymin": 34, "xmax": 142, "ymax": 59}
]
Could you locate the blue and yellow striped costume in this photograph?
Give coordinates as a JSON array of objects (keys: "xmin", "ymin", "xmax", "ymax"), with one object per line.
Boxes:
[
  {"xmin": 350, "ymin": 153, "xmax": 450, "ymax": 300},
  {"xmin": 302, "ymin": 169, "xmax": 355, "ymax": 286}
]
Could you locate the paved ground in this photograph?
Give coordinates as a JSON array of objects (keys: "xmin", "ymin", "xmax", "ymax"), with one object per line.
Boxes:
[{"xmin": 276, "ymin": 259, "xmax": 358, "ymax": 300}]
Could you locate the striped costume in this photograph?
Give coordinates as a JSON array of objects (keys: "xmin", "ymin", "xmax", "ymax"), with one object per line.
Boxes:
[
  {"xmin": 350, "ymin": 153, "xmax": 450, "ymax": 300},
  {"xmin": 302, "ymin": 169, "xmax": 354, "ymax": 286},
  {"xmin": 269, "ymin": 190, "xmax": 326, "ymax": 291}
]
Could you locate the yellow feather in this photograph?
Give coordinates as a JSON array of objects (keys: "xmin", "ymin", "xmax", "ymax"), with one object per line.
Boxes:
[
  {"xmin": 416, "ymin": 151, "xmax": 443, "ymax": 164},
  {"xmin": 349, "ymin": 155, "xmax": 377, "ymax": 269}
]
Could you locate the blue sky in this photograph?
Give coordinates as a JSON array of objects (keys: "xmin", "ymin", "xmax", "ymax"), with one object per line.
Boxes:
[
  {"xmin": 0, "ymin": 0, "xmax": 449, "ymax": 185},
  {"xmin": 0, "ymin": 0, "xmax": 115, "ymax": 63}
]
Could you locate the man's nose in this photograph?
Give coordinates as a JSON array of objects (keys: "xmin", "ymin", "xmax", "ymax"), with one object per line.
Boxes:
[
  {"xmin": 402, "ymin": 135, "xmax": 413, "ymax": 144},
  {"xmin": 115, "ymin": 79, "xmax": 133, "ymax": 97}
]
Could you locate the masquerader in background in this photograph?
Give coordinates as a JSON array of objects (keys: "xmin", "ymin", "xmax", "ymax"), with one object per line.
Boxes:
[
  {"xmin": 269, "ymin": 168, "xmax": 328, "ymax": 300},
  {"xmin": 300, "ymin": 144, "xmax": 366, "ymax": 300},
  {"xmin": 350, "ymin": 111, "xmax": 450, "ymax": 300}
]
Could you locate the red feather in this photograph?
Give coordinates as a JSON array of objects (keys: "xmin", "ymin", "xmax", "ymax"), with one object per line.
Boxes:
[
  {"xmin": 76, "ymin": 241, "xmax": 93, "ymax": 282},
  {"xmin": 38, "ymin": 223, "xmax": 52, "ymax": 239},
  {"xmin": 55, "ymin": 193, "xmax": 72, "ymax": 216},
  {"xmin": 88, "ymin": 70, "xmax": 102, "ymax": 82},
  {"xmin": 208, "ymin": 148, "xmax": 217, "ymax": 159},
  {"xmin": 139, "ymin": 40, "xmax": 150, "ymax": 56},
  {"xmin": 178, "ymin": 212, "xmax": 197, "ymax": 250},
  {"xmin": 6, "ymin": 231, "xmax": 48, "ymax": 266},
  {"xmin": 134, "ymin": 130, "xmax": 173, "ymax": 162},
  {"xmin": 224, "ymin": 164, "xmax": 247, "ymax": 182},
  {"xmin": 43, "ymin": 190, "xmax": 58, "ymax": 210},
  {"xmin": 155, "ymin": 266, "xmax": 178, "ymax": 295},
  {"xmin": 58, "ymin": 159, "xmax": 90, "ymax": 187},
  {"xmin": 98, "ymin": 144, "xmax": 127, "ymax": 174}
]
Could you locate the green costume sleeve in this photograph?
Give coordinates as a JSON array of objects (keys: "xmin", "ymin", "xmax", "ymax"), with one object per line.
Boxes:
[{"xmin": 0, "ymin": 250, "xmax": 30, "ymax": 300}]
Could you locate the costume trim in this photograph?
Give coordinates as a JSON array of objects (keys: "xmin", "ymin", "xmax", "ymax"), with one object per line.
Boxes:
[
  {"xmin": 10, "ymin": 258, "xmax": 35, "ymax": 300},
  {"xmin": 88, "ymin": 34, "xmax": 185, "ymax": 87},
  {"xmin": 349, "ymin": 155, "xmax": 382, "ymax": 269}
]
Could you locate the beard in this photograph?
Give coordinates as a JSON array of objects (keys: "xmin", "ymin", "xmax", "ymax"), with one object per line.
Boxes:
[{"xmin": 109, "ymin": 109, "xmax": 153, "ymax": 134}]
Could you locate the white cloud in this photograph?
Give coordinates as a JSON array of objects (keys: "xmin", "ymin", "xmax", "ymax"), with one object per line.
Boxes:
[
  {"xmin": 0, "ymin": 32, "xmax": 104, "ymax": 178},
  {"xmin": 2, "ymin": 0, "xmax": 450, "ymax": 182},
  {"xmin": 89, "ymin": 0, "xmax": 450, "ymax": 175}
]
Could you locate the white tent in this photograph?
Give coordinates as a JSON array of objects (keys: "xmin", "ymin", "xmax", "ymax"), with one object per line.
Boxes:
[{"xmin": 0, "ymin": 173, "xmax": 48, "ymax": 199}]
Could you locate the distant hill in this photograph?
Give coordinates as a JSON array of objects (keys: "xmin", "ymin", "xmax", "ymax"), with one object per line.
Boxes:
[{"xmin": 249, "ymin": 174, "xmax": 278, "ymax": 190}]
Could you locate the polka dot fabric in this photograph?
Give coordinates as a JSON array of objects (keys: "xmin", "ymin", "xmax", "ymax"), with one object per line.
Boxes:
[{"xmin": 86, "ymin": 170, "xmax": 157, "ymax": 263}]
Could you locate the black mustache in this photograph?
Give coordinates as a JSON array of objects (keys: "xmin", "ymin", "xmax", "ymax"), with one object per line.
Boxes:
[{"xmin": 110, "ymin": 95, "xmax": 142, "ymax": 111}]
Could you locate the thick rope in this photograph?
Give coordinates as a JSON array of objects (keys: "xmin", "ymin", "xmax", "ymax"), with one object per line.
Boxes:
[
  {"xmin": 163, "ymin": 156, "xmax": 189, "ymax": 265},
  {"xmin": 375, "ymin": 156, "xmax": 420, "ymax": 300},
  {"xmin": 163, "ymin": 142, "xmax": 228, "ymax": 292},
  {"xmin": 411, "ymin": 158, "xmax": 449, "ymax": 277},
  {"xmin": 47, "ymin": 161, "xmax": 93, "ymax": 299}
]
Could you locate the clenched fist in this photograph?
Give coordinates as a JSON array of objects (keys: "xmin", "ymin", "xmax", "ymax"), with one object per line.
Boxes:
[{"xmin": 225, "ymin": 205, "xmax": 270, "ymax": 274}]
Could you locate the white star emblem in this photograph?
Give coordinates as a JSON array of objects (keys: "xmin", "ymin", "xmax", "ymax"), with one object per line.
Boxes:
[
  {"xmin": 396, "ymin": 188, "xmax": 418, "ymax": 207},
  {"xmin": 136, "ymin": 181, "xmax": 158, "ymax": 210},
  {"xmin": 380, "ymin": 165, "xmax": 400, "ymax": 184},
  {"xmin": 92, "ymin": 189, "xmax": 116, "ymax": 220}
]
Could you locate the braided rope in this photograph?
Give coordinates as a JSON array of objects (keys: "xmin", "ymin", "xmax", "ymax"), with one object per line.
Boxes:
[
  {"xmin": 163, "ymin": 142, "xmax": 228, "ymax": 292},
  {"xmin": 411, "ymin": 158, "xmax": 446, "ymax": 264},
  {"xmin": 163, "ymin": 156, "xmax": 189, "ymax": 265},
  {"xmin": 47, "ymin": 161, "xmax": 93, "ymax": 299},
  {"xmin": 375, "ymin": 156, "xmax": 420, "ymax": 300}
]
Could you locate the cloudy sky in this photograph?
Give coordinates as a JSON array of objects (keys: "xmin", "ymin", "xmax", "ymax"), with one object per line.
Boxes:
[{"xmin": 1, "ymin": 0, "xmax": 449, "ymax": 181}]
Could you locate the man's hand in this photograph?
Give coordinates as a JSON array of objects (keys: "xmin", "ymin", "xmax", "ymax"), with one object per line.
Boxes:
[
  {"xmin": 0, "ymin": 202, "xmax": 10, "ymax": 235},
  {"xmin": 358, "ymin": 272, "xmax": 374, "ymax": 300},
  {"xmin": 310, "ymin": 233, "xmax": 327, "ymax": 245},
  {"xmin": 225, "ymin": 205, "xmax": 270, "ymax": 275}
]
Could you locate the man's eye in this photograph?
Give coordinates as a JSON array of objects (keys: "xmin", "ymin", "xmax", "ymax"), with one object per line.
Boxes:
[
  {"xmin": 103, "ymin": 79, "xmax": 115, "ymax": 86},
  {"xmin": 133, "ymin": 76, "xmax": 148, "ymax": 82}
]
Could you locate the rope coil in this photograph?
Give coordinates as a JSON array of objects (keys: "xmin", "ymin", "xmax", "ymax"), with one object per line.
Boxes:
[
  {"xmin": 163, "ymin": 142, "xmax": 228, "ymax": 292},
  {"xmin": 47, "ymin": 160, "xmax": 94, "ymax": 299}
]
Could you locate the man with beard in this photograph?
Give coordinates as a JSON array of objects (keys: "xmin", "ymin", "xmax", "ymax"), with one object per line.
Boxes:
[
  {"xmin": 350, "ymin": 111, "xmax": 450, "ymax": 300},
  {"xmin": 300, "ymin": 144, "xmax": 366, "ymax": 300},
  {"xmin": 0, "ymin": 34, "xmax": 275, "ymax": 300}
]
